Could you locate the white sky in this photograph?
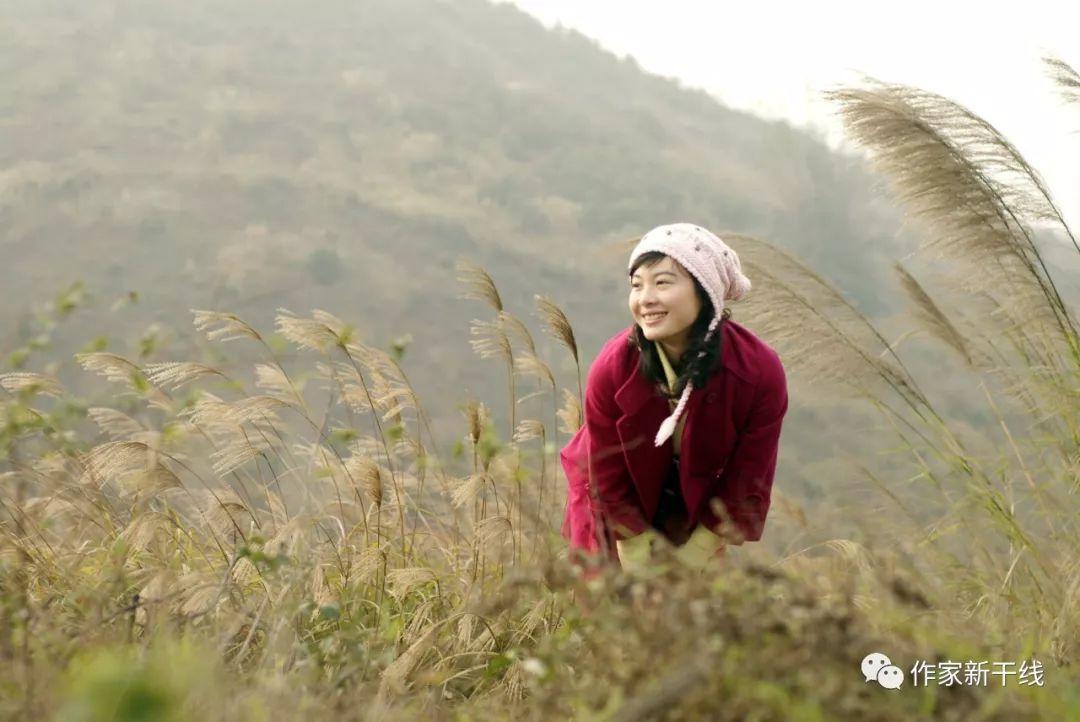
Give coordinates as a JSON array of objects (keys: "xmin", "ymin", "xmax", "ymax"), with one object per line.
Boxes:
[{"xmin": 504, "ymin": 0, "xmax": 1080, "ymax": 230}]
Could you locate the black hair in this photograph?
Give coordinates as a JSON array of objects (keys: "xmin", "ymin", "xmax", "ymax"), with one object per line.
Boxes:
[{"xmin": 627, "ymin": 251, "xmax": 731, "ymax": 399}]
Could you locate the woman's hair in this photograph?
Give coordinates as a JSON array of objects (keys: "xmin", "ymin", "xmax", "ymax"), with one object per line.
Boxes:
[{"xmin": 627, "ymin": 251, "xmax": 731, "ymax": 399}]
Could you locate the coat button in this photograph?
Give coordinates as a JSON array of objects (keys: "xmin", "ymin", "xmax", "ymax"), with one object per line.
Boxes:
[{"xmin": 706, "ymin": 392, "xmax": 718, "ymax": 403}]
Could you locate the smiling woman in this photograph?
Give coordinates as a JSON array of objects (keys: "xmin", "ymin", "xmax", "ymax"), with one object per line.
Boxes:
[
  {"xmin": 630, "ymin": 256, "xmax": 702, "ymax": 365},
  {"xmin": 560, "ymin": 222, "xmax": 788, "ymax": 570}
]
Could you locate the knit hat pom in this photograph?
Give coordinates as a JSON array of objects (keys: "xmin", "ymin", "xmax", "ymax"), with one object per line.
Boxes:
[{"xmin": 726, "ymin": 269, "xmax": 752, "ymax": 302}]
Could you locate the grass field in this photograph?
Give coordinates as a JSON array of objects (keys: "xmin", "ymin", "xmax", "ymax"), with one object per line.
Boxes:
[{"xmin": 2, "ymin": 71, "xmax": 1080, "ymax": 721}]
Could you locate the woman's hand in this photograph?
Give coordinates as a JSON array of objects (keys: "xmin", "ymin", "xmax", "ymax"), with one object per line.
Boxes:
[{"xmin": 616, "ymin": 530, "xmax": 656, "ymax": 570}]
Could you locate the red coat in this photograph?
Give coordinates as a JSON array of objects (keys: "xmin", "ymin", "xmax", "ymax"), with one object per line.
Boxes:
[{"xmin": 560, "ymin": 319, "xmax": 788, "ymax": 562}]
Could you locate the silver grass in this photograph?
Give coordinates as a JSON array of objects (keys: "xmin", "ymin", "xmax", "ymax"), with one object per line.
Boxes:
[
  {"xmin": 456, "ymin": 260, "xmax": 503, "ymax": 311},
  {"xmin": 314, "ymin": 360, "xmax": 344, "ymax": 380},
  {"xmin": 23, "ymin": 496, "xmax": 80, "ymax": 520},
  {"xmin": 520, "ymin": 596, "xmax": 550, "ymax": 638},
  {"xmin": 121, "ymin": 511, "xmax": 169, "ymax": 552},
  {"xmin": 503, "ymin": 661, "xmax": 527, "ymax": 701},
  {"xmin": 339, "ymin": 382, "xmax": 374, "ymax": 413},
  {"xmin": 371, "ymin": 372, "xmax": 416, "ymax": 421},
  {"xmin": 830, "ymin": 80, "xmax": 1066, "ymax": 229},
  {"xmin": 463, "ymin": 400, "xmax": 488, "ymax": 445},
  {"xmin": 348, "ymin": 436, "xmax": 388, "ymax": 458},
  {"xmin": 291, "ymin": 440, "xmax": 327, "ymax": 465},
  {"xmin": 266, "ymin": 490, "xmax": 289, "ymax": 527},
  {"xmin": 385, "ymin": 566, "xmax": 438, "ymax": 600},
  {"xmin": 0, "ymin": 372, "xmax": 63, "ymax": 397},
  {"xmin": 451, "ymin": 473, "xmax": 488, "ymax": 509},
  {"xmin": 310, "ymin": 563, "xmax": 336, "ymax": 608},
  {"xmin": 231, "ymin": 557, "xmax": 260, "ymax": 586},
  {"xmin": 823, "ymin": 539, "xmax": 874, "ymax": 575},
  {"xmin": 310, "ymin": 359, "xmax": 332, "ymax": 381},
  {"xmin": 80, "ymin": 440, "xmax": 154, "ymax": 486},
  {"xmin": 143, "ymin": 361, "xmax": 228, "ymax": 391},
  {"xmin": 513, "ymin": 419, "xmax": 545, "ymax": 444},
  {"xmin": 892, "ymin": 262, "xmax": 975, "ymax": 366},
  {"xmin": 469, "ymin": 318, "xmax": 513, "ymax": 362},
  {"xmin": 390, "ymin": 434, "xmax": 422, "ymax": 461},
  {"xmin": 190, "ymin": 309, "xmax": 262, "ymax": 343},
  {"xmin": 514, "ymin": 352, "xmax": 555, "ymax": 389},
  {"xmin": 890, "ymin": 236, "xmax": 1078, "ymax": 426},
  {"xmin": 489, "ymin": 449, "xmax": 522, "ymax": 486},
  {"xmin": 139, "ymin": 463, "xmax": 184, "ymax": 493},
  {"xmin": 275, "ymin": 308, "xmax": 340, "ymax": 353},
  {"xmin": 826, "ymin": 80, "xmax": 1079, "ymax": 345},
  {"xmin": 475, "ymin": 515, "xmax": 513, "ymax": 549},
  {"xmin": 971, "ymin": 330, "xmax": 1080, "ymax": 444},
  {"xmin": 75, "ymin": 352, "xmax": 142, "ymax": 385},
  {"xmin": 364, "ymin": 457, "xmax": 385, "ymax": 509},
  {"xmin": 350, "ymin": 547, "xmax": 385, "ymax": 586},
  {"xmin": 201, "ymin": 488, "xmax": 253, "ymax": 536},
  {"xmin": 180, "ymin": 392, "xmax": 233, "ymax": 430},
  {"xmin": 210, "ymin": 436, "xmax": 272, "ymax": 477},
  {"xmin": 535, "ymin": 294, "xmax": 579, "ymax": 365},
  {"xmin": 556, "ymin": 389, "xmax": 582, "ymax": 435},
  {"xmin": 71, "ymin": 357, "xmax": 173, "ymax": 415},
  {"xmin": 456, "ymin": 616, "xmax": 476, "ymax": 650},
  {"xmin": 228, "ymin": 395, "xmax": 292, "ymax": 425},
  {"xmin": 135, "ymin": 573, "xmax": 173, "ymax": 627},
  {"xmin": 1044, "ymin": 55, "xmax": 1080, "ymax": 106},
  {"xmin": 731, "ymin": 236, "xmax": 918, "ymax": 403},
  {"xmin": 499, "ymin": 311, "xmax": 536, "ymax": 354},
  {"xmin": 344, "ymin": 454, "xmax": 383, "ymax": 507},
  {"xmin": 144, "ymin": 388, "xmax": 176, "ymax": 414},
  {"xmin": 86, "ymin": 407, "xmax": 145, "ymax": 439},
  {"xmin": 182, "ymin": 392, "xmax": 289, "ymax": 429},
  {"xmin": 378, "ymin": 623, "xmax": 438, "ymax": 697},
  {"xmin": 378, "ymin": 398, "xmax": 414, "ymax": 425},
  {"xmin": 253, "ymin": 363, "xmax": 297, "ymax": 399},
  {"xmin": 463, "ymin": 615, "xmax": 498, "ymax": 653},
  {"xmin": 403, "ymin": 598, "xmax": 437, "ymax": 644},
  {"xmin": 342, "ymin": 342, "xmax": 402, "ymax": 381},
  {"xmin": 180, "ymin": 582, "xmax": 222, "ymax": 617},
  {"xmin": 30, "ymin": 450, "xmax": 73, "ymax": 479},
  {"xmin": 311, "ymin": 309, "xmax": 353, "ymax": 341}
]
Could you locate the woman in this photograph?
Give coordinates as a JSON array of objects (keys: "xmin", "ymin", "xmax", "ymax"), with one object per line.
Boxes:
[{"xmin": 560, "ymin": 222, "xmax": 788, "ymax": 568}]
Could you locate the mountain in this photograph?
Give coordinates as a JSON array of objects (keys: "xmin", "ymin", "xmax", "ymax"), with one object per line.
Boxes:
[{"xmin": 1, "ymin": 0, "xmax": 915, "ymax": 462}]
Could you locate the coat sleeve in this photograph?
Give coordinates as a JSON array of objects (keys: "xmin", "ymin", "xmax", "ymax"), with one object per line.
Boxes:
[
  {"xmin": 583, "ymin": 351, "xmax": 651, "ymax": 540},
  {"xmin": 712, "ymin": 348, "xmax": 788, "ymax": 542}
]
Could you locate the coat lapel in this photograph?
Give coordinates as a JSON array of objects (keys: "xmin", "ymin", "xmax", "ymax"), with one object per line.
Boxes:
[
  {"xmin": 612, "ymin": 363, "xmax": 672, "ymax": 522},
  {"xmin": 610, "ymin": 351, "xmax": 736, "ymax": 527}
]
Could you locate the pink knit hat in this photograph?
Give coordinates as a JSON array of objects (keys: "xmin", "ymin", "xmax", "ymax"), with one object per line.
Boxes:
[{"xmin": 628, "ymin": 222, "xmax": 752, "ymax": 447}]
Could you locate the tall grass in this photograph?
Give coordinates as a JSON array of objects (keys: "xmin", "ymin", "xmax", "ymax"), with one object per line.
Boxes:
[{"xmin": 1, "ymin": 59, "xmax": 1080, "ymax": 720}]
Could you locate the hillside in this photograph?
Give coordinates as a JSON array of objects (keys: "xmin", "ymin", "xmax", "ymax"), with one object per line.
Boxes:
[{"xmin": 0, "ymin": 0, "xmax": 926, "ymax": 504}]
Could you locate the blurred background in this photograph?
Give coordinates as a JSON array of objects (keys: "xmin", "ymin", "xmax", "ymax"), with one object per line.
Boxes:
[{"xmin": 2, "ymin": 0, "xmax": 1078, "ymax": 542}]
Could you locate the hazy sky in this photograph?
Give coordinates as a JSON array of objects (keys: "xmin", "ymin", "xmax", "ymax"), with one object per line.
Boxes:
[{"xmin": 504, "ymin": 0, "xmax": 1080, "ymax": 229}]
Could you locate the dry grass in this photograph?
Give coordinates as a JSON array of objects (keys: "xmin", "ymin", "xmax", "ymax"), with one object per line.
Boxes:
[{"xmin": 2, "ymin": 69, "xmax": 1080, "ymax": 721}]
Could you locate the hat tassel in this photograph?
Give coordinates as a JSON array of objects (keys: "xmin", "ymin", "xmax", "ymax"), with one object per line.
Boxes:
[{"xmin": 654, "ymin": 382, "xmax": 694, "ymax": 447}]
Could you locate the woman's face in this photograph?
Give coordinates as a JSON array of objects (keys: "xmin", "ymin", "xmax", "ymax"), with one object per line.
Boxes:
[{"xmin": 629, "ymin": 255, "xmax": 703, "ymax": 347}]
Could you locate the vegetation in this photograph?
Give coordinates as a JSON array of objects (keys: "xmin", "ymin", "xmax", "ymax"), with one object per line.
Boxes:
[{"xmin": 2, "ymin": 1, "xmax": 1080, "ymax": 719}]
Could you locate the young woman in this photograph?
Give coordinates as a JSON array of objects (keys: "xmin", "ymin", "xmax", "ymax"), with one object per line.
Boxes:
[{"xmin": 560, "ymin": 222, "xmax": 788, "ymax": 567}]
